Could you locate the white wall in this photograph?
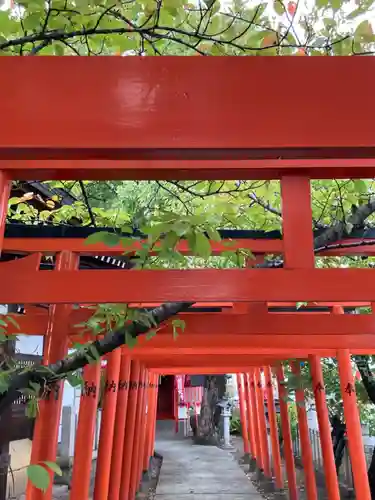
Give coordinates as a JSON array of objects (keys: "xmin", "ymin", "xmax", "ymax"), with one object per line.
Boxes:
[{"xmin": 16, "ymin": 334, "xmax": 43, "ymax": 356}]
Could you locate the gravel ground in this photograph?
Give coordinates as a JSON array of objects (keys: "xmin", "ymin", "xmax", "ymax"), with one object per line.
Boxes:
[
  {"xmin": 230, "ymin": 436, "xmax": 341, "ymax": 500},
  {"xmin": 136, "ymin": 454, "xmax": 163, "ymax": 500}
]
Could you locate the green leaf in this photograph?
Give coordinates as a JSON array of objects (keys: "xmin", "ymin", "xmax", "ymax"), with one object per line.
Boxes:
[
  {"xmin": 296, "ymin": 301, "xmax": 308, "ymax": 309},
  {"xmin": 125, "ymin": 331, "xmax": 137, "ymax": 349},
  {"xmin": 274, "ymin": 0, "xmax": 284, "ymax": 15},
  {"xmin": 54, "ymin": 44, "xmax": 64, "ymax": 56},
  {"xmin": 206, "ymin": 226, "xmax": 221, "ymax": 242},
  {"xmin": 172, "ymin": 318, "xmax": 186, "ymax": 340},
  {"xmin": 121, "ymin": 225, "xmax": 133, "ymax": 234},
  {"xmin": 146, "ymin": 329, "xmax": 159, "ymax": 340},
  {"xmin": 29, "ymin": 382, "xmax": 41, "ymax": 394},
  {"xmin": 87, "ymin": 344, "xmax": 101, "ymax": 362},
  {"xmin": 347, "ymin": 7, "xmax": 367, "ymax": 20},
  {"xmin": 329, "ymin": 0, "xmax": 341, "ymax": 10},
  {"xmin": 66, "ymin": 373, "xmax": 83, "ymax": 388},
  {"xmin": 0, "ymin": 373, "xmax": 9, "ymax": 394},
  {"xmin": 6, "ymin": 315, "xmax": 20, "ymax": 330},
  {"xmin": 354, "ymin": 20, "xmax": 374, "ymax": 43},
  {"xmin": 0, "ymin": 333, "xmax": 7, "ymax": 343},
  {"xmin": 43, "ymin": 461, "xmax": 62, "ymax": 476},
  {"xmin": 186, "ymin": 232, "xmax": 196, "ymax": 253},
  {"xmin": 162, "ymin": 231, "xmax": 179, "ymax": 250},
  {"xmin": 27, "ymin": 465, "xmax": 50, "ymax": 492},
  {"xmin": 7, "ymin": 196, "xmax": 22, "ymax": 206},
  {"xmin": 23, "ymin": 11, "xmax": 43, "ymax": 30},
  {"xmin": 353, "ymin": 179, "xmax": 367, "ymax": 194},
  {"xmin": 194, "ymin": 232, "xmax": 212, "ymax": 258},
  {"xmin": 26, "ymin": 399, "xmax": 39, "ymax": 418},
  {"xmin": 85, "ymin": 232, "xmax": 120, "ymax": 247},
  {"xmin": 121, "ymin": 237, "xmax": 136, "ymax": 249}
]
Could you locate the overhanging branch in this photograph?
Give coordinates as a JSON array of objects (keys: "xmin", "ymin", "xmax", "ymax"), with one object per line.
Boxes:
[{"xmin": 0, "ymin": 301, "xmax": 194, "ymax": 415}]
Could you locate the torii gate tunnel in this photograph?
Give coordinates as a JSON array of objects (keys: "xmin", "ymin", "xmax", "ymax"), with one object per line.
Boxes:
[{"xmin": 1, "ymin": 56, "xmax": 375, "ymax": 500}]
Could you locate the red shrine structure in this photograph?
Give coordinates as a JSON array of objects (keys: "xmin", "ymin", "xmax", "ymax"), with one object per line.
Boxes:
[{"xmin": 0, "ymin": 56, "xmax": 375, "ymax": 500}]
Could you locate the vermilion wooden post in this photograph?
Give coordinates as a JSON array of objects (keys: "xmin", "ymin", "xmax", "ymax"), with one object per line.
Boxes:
[
  {"xmin": 309, "ymin": 355, "xmax": 340, "ymax": 500},
  {"xmin": 280, "ymin": 176, "xmax": 314, "ymax": 499},
  {"xmin": 275, "ymin": 366, "xmax": 298, "ymax": 500},
  {"xmin": 0, "ymin": 171, "xmax": 10, "ymax": 252},
  {"xmin": 109, "ymin": 351, "xmax": 131, "ymax": 500},
  {"xmin": 244, "ymin": 373, "xmax": 257, "ymax": 460},
  {"xmin": 70, "ymin": 361, "xmax": 101, "ymax": 500},
  {"xmin": 148, "ymin": 374, "xmax": 159, "ymax": 460},
  {"xmin": 264, "ymin": 366, "xmax": 283, "ymax": 489},
  {"xmin": 129, "ymin": 365, "xmax": 145, "ymax": 499},
  {"xmin": 143, "ymin": 373, "xmax": 156, "ymax": 470},
  {"xmin": 174, "ymin": 376, "xmax": 180, "ymax": 434},
  {"xmin": 280, "ymin": 176, "xmax": 314, "ymax": 268},
  {"xmin": 120, "ymin": 360, "xmax": 141, "ymax": 500},
  {"xmin": 334, "ymin": 305, "xmax": 370, "ymax": 499},
  {"xmin": 135, "ymin": 368, "xmax": 148, "ymax": 492},
  {"xmin": 236, "ymin": 374, "xmax": 250, "ymax": 455},
  {"xmin": 27, "ymin": 251, "xmax": 78, "ymax": 500},
  {"xmin": 248, "ymin": 370, "xmax": 263, "ymax": 471},
  {"xmin": 93, "ymin": 348, "xmax": 122, "ymax": 500},
  {"xmin": 139, "ymin": 370, "xmax": 151, "ymax": 479},
  {"xmin": 291, "ymin": 362, "xmax": 317, "ymax": 500},
  {"xmin": 337, "ymin": 348, "xmax": 371, "ymax": 499},
  {"xmin": 254, "ymin": 368, "xmax": 271, "ymax": 477}
]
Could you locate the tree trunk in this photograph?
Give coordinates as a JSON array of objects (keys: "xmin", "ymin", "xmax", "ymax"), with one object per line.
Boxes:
[
  {"xmin": 0, "ymin": 301, "xmax": 194, "ymax": 415},
  {"xmin": 195, "ymin": 375, "xmax": 226, "ymax": 445},
  {"xmin": 331, "ymin": 415, "xmax": 346, "ymax": 472},
  {"xmin": 368, "ymin": 447, "xmax": 375, "ymax": 499}
]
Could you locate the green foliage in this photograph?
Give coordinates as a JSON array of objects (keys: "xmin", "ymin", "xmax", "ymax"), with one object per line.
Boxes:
[
  {"xmin": 66, "ymin": 372, "xmax": 83, "ymax": 388},
  {"xmin": 277, "ymin": 403, "xmax": 299, "ymax": 441},
  {"xmin": 27, "ymin": 465, "xmax": 50, "ymax": 492},
  {"xmin": 25, "ymin": 398, "xmax": 39, "ymax": 418},
  {"xmin": 0, "ymin": 313, "xmax": 20, "ymax": 343},
  {"xmin": 0, "ymin": 0, "xmax": 373, "ymax": 55},
  {"xmin": 171, "ymin": 318, "xmax": 186, "ymax": 340},
  {"xmin": 230, "ymin": 414, "xmax": 242, "ymax": 435},
  {"xmin": 85, "ymin": 231, "xmax": 121, "ymax": 247},
  {"xmin": 27, "ymin": 462, "xmax": 62, "ymax": 492}
]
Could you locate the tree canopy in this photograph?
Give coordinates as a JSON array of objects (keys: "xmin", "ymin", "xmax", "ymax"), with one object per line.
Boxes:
[{"xmin": 0, "ymin": 0, "xmax": 374, "ymax": 55}]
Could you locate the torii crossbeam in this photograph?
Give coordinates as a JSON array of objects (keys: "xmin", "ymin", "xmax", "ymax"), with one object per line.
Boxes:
[{"xmin": 0, "ymin": 57, "xmax": 374, "ymax": 500}]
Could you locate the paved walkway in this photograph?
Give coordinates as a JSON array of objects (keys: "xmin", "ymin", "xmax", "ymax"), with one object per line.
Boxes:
[{"xmin": 155, "ymin": 438, "xmax": 263, "ymax": 500}]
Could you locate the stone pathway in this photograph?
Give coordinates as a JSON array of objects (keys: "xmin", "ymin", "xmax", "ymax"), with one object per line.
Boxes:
[{"xmin": 154, "ymin": 437, "xmax": 263, "ymax": 500}]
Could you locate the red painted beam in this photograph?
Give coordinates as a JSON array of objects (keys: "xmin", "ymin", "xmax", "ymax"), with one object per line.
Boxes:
[
  {"xmin": 2, "ymin": 267, "xmax": 375, "ymax": 303},
  {"xmin": 13, "ymin": 310, "xmax": 375, "ymax": 338},
  {"xmin": 137, "ymin": 355, "xmax": 282, "ymax": 368},
  {"xmin": 1, "ymin": 58, "xmax": 375, "ymax": 172},
  {"xmin": 133, "ymin": 334, "xmax": 375, "ymax": 353},
  {"xmin": 2, "ymin": 237, "xmax": 282, "ymax": 256},
  {"xmin": 149, "ymin": 313, "xmax": 375, "ymax": 337},
  {"xmin": 3, "ymin": 159, "xmax": 375, "ymax": 181},
  {"xmin": 150, "ymin": 367, "xmax": 280, "ymax": 374},
  {"xmin": 5, "ymin": 236, "xmax": 375, "ymax": 256}
]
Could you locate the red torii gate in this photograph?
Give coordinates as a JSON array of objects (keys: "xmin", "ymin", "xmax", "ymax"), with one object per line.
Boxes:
[{"xmin": 0, "ymin": 56, "xmax": 374, "ymax": 500}]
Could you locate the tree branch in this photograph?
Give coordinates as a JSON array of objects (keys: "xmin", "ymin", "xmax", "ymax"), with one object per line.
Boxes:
[
  {"xmin": 79, "ymin": 180, "xmax": 97, "ymax": 227},
  {"xmin": 249, "ymin": 192, "xmax": 281, "ymax": 217},
  {"xmin": 0, "ymin": 301, "xmax": 194, "ymax": 415},
  {"xmin": 354, "ymin": 355, "xmax": 375, "ymax": 406},
  {"xmin": 256, "ymin": 199, "xmax": 375, "ymax": 269},
  {"xmin": 313, "ymin": 199, "xmax": 375, "ymax": 250}
]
